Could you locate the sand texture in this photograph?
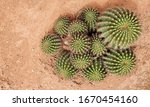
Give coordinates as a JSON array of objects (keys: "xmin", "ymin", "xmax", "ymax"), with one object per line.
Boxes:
[{"xmin": 0, "ymin": 0, "xmax": 150, "ymax": 90}]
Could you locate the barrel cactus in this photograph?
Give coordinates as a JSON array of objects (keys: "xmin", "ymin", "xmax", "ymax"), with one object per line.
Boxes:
[
  {"xmin": 68, "ymin": 20, "xmax": 88, "ymax": 35},
  {"xmin": 91, "ymin": 35, "xmax": 107, "ymax": 56},
  {"xmin": 54, "ymin": 16, "xmax": 71, "ymax": 37},
  {"xmin": 103, "ymin": 49, "xmax": 136, "ymax": 75},
  {"xmin": 70, "ymin": 53, "xmax": 92, "ymax": 69},
  {"xmin": 41, "ymin": 34, "xmax": 62, "ymax": 54},
  {"xmin": 83, "ymin": 58, "xmax": 106, "ymax": 81},
  {"xmin": 56, "ymin": 50, "xmax": 77, "ymax": 79},
  {"xmin": 97, "ymin": 7, "xmax": 141, "ymax": 49},
  {"xmin": 70, "ymin": 34, "xmax": 91, "ymax": 54},
  {"xmin": 78, "ymin": 7, "xmax": 100, "ymax": 32}
]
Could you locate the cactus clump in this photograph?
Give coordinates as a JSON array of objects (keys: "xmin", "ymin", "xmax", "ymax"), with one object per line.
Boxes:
[
  {"xmin": 103, "ymin": 49, "xmax": 136, "ymax": 75},
  {"xmin": 41, "ymin": 6, "xmax": 141, "ymax": 82},
  {"xmin": 78, "ymin": 7, "xmax": 100, "ymax": 32},
  {"xmin": 41, "ymin": 34, "xmax": 62, "ymax": 54},
  {"xmin": 70, "ymin": 53, "xmax": 92, "ymax": 69},
  {"xmin": 56, "ymin": 50, "xmax": 77, "ymax": 79},
  {"xmin": 83, "ymin": 58, "xmax": 106, "ymax": 81},
  {"xmin": 91, "ymin": 35, "xmax": 107, "ymax": 56},
  {"xmin": 70, "ymin": 34, "xmax": 91, "ymax": 54},
  {"xmin": 68, "ymin": 20, "xmax": 88, "ymax": 35},
  {"xmin": 97, "ymin": 7, "xmax": 141, "ymax": 49},
  {"xmin": 54, "ymin": 16, "xmax": 71, "ymax": 37}
]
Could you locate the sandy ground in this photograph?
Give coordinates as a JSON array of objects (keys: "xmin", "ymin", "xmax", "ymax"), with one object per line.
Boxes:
[{"xmin": 0, "ymin": 0, "xmax": 150, "ymax": 90}]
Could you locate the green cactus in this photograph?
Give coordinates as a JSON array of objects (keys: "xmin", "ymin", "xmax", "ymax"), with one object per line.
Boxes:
[
  {"xmin": 83, "ymin": 58, "xmax": 106, "ymax": 81},
  {"xmin": 68, "ymin": 20, "xmax": 88, "ymax": 35},
  {"xmin": 70, "ymin": 34, "xmax": 91, "ymax": 54},
  {"xmin": 91, "ymin": 35, "xmax": 107, "ymax": 56},
  {"xmin": 54, "ymin": 16, "xmax": 71, "ymax": 37},
  {"xmin": 97, "ymin": 7, "xmax": 141, "ymax": 49},
  {"xmin": 41, "ymin": 6, "xmax": 140, "ymax": 81},
  {"xmin": 71, "ymin": 53, "xmax": 92, "ymax": 69},
  {"xmin": 78, "ymin": 7, "xmax": 100, "ymax": 32},
  {"xmin": 56, "ymin": 50, "xmax": 77, "ymax": 79},
  {"xmin": 103, "ymin": 49, "xmax": 136, "ymax": 75},
  {"xmin": 41, "ymin": 34, "xmax": 62, "ymax": 54}
]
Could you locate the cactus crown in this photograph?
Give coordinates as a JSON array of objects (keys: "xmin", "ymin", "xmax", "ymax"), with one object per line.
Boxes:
[
  {"xmin": 83, "ymin": 58, "xmax": 106, "ymax": 81},
  {"xmin": 78, "ymin": 7, "xmax": 100, "ymax": 32},
  {"xmin": 56, "ymin": 50, "xmax": 77, "ymax": 79},
  {"xmin": 70, "ymin": 53, "xmax": 92, "ymax": 69},
  {"xmin": 103, "ymin": 49, "xmax": 136, "ymax": 75},
  {"xmin": 97, "ymin": 7, "xmax": 141, "ymax": 49},
  {"xmin": 70, "ymin": 34, "xmax": 91, "ymax": 54},
  {"xmin": 68, "ymin": 20, "xmax": 88, "ymax": 35},
  {"xmin": 41, "ymin": 34, "xmax": 62, "ymax": 54},
  {"xmin": 54, "ymin": 16, "xmax": 71, "ymax": 36}
]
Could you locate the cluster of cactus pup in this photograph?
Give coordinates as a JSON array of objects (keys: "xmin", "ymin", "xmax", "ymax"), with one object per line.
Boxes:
[{"xmin": 41, "ymin": 6, "xmax": 141, "ymax": 81}]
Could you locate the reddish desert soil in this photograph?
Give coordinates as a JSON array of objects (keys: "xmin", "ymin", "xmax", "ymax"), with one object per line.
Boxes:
[{"xmin": 0, "ymin": 0, "xmax": 150, "ymax": 90}]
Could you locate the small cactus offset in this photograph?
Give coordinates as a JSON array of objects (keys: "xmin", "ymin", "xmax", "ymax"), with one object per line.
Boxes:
[
  {"xmin": 97, "ymin": 7, "xmax": 141, "ymax": 49},
  {"xmin": 41, "ymin": 34, "xmax": 62, "ymax": 54},
  {"xmin": 78, "ymin": 7, "xmax": 100, "ymax": 32},
  {"xmin": 83, "ymin": 58, "xmax": 106, "ymax": 81},
  {"xmin": 56, "ymin": 50, "xmax": 77, "ymax": 79},
  {"xmin": 54, "ymin": 16, "xmax": 71, "ymax": 37},
  {"xmin": 71, "ymin": 53, "xmax": 92, "ymax": 69},
  {"xmin": 68, "ymin": 20, "xmax": 88, "ymax": 35},
  {"xmin": 91, "ymin": 35, "xmax": 107, "ymax": 56},
  {"xmin": 70, "ymin": 34, "xmax": 91, "ymax": 54},
  {"xmin": 103, "ymin": 49, "xmax": 136, "ymax": 75}
]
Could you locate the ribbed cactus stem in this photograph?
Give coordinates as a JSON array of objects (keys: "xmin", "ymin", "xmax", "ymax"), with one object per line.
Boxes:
[
  {"xmin": 70, "ymin": 53, "xmax": 92, "ymax": 69},
  {"xmin": 97, "ymin": 7, "xmax": 141, "ymax": 49},
  {"xmin": 78, "ymin": 7, "xmax": 100, "ymax": 32},
  {"xmin": 41, "ymin": 34, "xmax": 62, "ymax": 54},
  {"xmin": 83, "ymin": 58, "xmax": 106, "ymax": 81},
  {"xmin": 103, "ymin": 49, "xmax": 136, "ymax": 75},
  {"xmin": 68, "ymin": 20, "xmax": 88, "ymax": 35},
  {"xmin": 56, "ymin": 50, "xmax": 77, "ymax": 79},
  {"xmin": 70, "ymin": 34, "xmax": 91, "ymax": 54},
  {"xmin": 54, "ymin": 16, "xmax": 71, "ymax": 37}
]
